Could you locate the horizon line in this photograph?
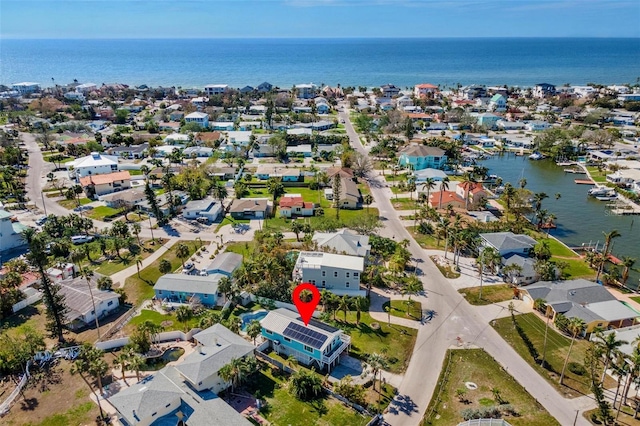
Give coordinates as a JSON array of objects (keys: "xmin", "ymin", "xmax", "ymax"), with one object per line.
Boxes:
[{"xmin": 3, "ymin": 35, "xmax": 640, "ymax": 41}]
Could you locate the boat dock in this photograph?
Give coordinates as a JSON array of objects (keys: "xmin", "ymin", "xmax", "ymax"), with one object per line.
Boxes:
[{"xmin": 575, "ymin": 179, "xmax": 595, "ymax": 184}]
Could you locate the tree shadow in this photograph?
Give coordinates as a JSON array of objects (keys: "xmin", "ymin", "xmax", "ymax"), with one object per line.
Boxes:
[{"xmin": 19, "ymin": 397, "xmax": 38, "ymax": 411}]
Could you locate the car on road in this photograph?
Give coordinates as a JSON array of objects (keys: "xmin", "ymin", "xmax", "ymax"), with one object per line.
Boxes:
[
  {"xmin": 35, "ymin": 216, "xmax": 48, "ymax": 226},
  {"xmin": 198, "ymin": 270, "xmax": 208, "ymax": 276},
  {"xmin": 71, "ymin": 235, "xmax": 94, "ymax": 244},
  {"xmin": 182, "ymin": 262, "xmax": 195, "ymax": 274}
]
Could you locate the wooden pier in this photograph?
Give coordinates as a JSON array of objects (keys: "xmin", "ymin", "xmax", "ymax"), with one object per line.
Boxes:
[{"xmin": 574, "ymin": 179, "xmax": 595, "ymax": 185}]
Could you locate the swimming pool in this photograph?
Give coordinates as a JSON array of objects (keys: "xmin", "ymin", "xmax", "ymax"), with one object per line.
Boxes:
[{"xmin": 240, "ymin": 310, "xmax": 268, "ymax": 331}]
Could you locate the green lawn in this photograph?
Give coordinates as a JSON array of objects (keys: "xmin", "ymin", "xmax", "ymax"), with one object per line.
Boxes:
[
  {"xmin": 492, "ymin": 313, "xmax": 614, "ymax": 398},
  {"xmin": 246, "ymin": 364, "xmax": 370, "ymax": 426},
  {"xmin": 326, "ymin": 311, "xmax": 417, "ymax": 374},
  {"xmin": 554, "ymin": 257, "xmax": 595, "ymax": 280},
  {"xmin": 391, "ymin": 197, "xmax": 419, "ymax": 210},
  {"xmin": 85, "ymin": 205, "xmax": 120, "ymax": 220},
  {"xmin": 586, "ymin": 166, "xmax": 608, "ymax": 183},
  {"xmin": 422, "ymin": 349, "xmax": 559, "ymax": 426},
  {"xmin": 124, "ymin": 240, "xmax": 200, "ymax": 305},
  {"xmin": 57, "ymin": 197, "xmax": 92, "ymax": 209},
  {"xmin": 382, "ymin": 300, "xmax": 422, "ymax": 320},
  {"xmin": 93, "ymin": 240, "xmax": 164, "ymax": 276},
  {"xmin": 543, "ymin": 238, "xmax": 579, "ymax": 258},
  {"xmin": 214, "ymin": 216, "xmax": 250, "ymax": 232},
  {"xmin": 459, "ymin": 284, "xmax": 515, "ymax": 306},
  {"xmin": 262, "ymin": 208, "xmax": 379, "ymax": 234},
  {"xmin": 407, "ymin": 226, "xmax": 441, "ymax": 249},
  {"xmin": 124, "ymin": 309, "xmax": 204, "ymax": 334}
]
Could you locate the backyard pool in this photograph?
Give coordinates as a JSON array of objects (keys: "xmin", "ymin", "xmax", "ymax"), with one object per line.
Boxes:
[{"xmin": 240, "ymin": 310, "xmax": 268, "ymax": 331}]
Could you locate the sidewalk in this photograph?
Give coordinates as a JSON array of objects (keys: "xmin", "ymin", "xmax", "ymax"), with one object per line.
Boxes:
[{"xmin": 112, "ymin": 239, "xmax": 178, "ymax": 288}]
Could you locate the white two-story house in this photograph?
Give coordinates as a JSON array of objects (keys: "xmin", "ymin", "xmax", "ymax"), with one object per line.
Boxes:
[{"xmin": 293, "ymin": 251, "xmax": 365, "ymax": 297}]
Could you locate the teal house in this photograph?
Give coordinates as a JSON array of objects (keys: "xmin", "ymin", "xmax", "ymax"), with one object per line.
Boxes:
[
  {"xmin": 153, "ymin": 274, "xmax": 225, "ymax": 307},
  {"xmin": 260, "ymin": 308, "xmax": 350, "ymax": 371},
  {"xmin": 477, "ymin": 113, "xmax": 501, "ymax": 129},
  {"xmin": 398, "ymin": 144, "xmax": 447, "ymax": 170}
]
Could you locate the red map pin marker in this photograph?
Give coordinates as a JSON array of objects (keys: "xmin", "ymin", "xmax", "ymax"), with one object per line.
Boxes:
[{"xmin": 292, "ymin": 283, "xmax": 321, "ymax": 326}]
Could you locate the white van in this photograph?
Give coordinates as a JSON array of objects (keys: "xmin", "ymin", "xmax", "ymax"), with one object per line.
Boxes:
[{"xmin": 71, "ymin": 235, "xmax": 94, "ymax": 244}]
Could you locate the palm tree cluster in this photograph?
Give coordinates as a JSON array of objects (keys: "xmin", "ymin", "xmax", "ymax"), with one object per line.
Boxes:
[
  {"xmin": 218, "ymin": 356, "xmax": 259, "ymax": 393},
  {"xmin": 320, "ymin": 291, "xmax": 369, "ymax": 324}
]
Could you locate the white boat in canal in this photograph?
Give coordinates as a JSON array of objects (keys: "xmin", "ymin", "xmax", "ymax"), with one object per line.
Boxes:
[
  {"xmin": 528, "ymin": 152, "xmax": 544, "ymax": 160},
  {"xmin": 595, "ymin": 194, "xmax": 618, "ymax": 201},
  {"xmin": 588, "ymin": 186, "xmax": 616, "ymax": 198}
]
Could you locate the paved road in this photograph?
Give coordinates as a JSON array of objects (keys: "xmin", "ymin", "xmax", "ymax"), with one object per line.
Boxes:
[{"xmin": 337, "ymin": 106, "xmax": 592, "ymax": 426}]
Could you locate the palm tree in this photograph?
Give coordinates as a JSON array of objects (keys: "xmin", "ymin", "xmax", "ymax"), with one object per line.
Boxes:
[
  {"xmin": 621, "ymin": 256, "xmax": 636, "ymax": 286},
  {"xmin": 175, "ymin": 305, "xmax": 193, "ymax": 332},
  {"xmin": 560, "ymin": 317, "xmax": 586, "ymax": 384},
  {"xmin": 518, "ymin": 177, "xmax": 527, "ymax": 189},
  {"xmin": 175, "ymin": 243, "xmax": 190, "ymax": 270},
  {"xmin": 338, "ymin": 295, "xmax": 351, "ymax": 322},
  {"xmin": 113, "ymin": 351, "xmax": 131, "ymax": 384},
  {"xmin": 438, "ymin": 176, "xmax": 450, "ymax": 209},
  {"xmin": 135, "ymin": 256, "xmax": 143, "ymax": 278},
  {"xmin": 596, "ymin": 230, "xmax": 622, "ymax": 282},
  {"xmin": 127, "ymin": 350, "xmax": 145, "ymax": 382},
  {"xmin": 199, "ymin": 311, "xmax": 222, "ymax": 328},
  {"xmin": 363, "ymin": 194, "xmax": 374, "ymax": 213},
  {"xmin": 266, "ymin": 177, "xmax": 285, "ymax": 203},
  {"xmin": 501, "ymin": 183, "xmax": 516, "ymax": 221},
  {"xmin": 131, "ymin": 222, "xmax": 142, "ymax": 247},
  {"xmin": 421, "ymin": 178, "xmax": 436, "ymax": 205},
  {"xmin": 246, "ymin": 320, "xmax": 262, "ymax": 344},
  {"xmin": 353, "ymin": 296, "xmax": 368, "ymax": 325},
  {"xmin": 532, "ymin": 192, "xmax": 548, "ymax": 213},
  {"xmin": 367, "ymin": 352, "xmax": 388, "ymax": 392},
  {"xmin": 70, "ymin": 345, "xmax": 108, "ymax": 420},
  {"xmin": 402, "ymin": 275, "xmax": 423, "ymax": 316},
  {"xmin": 476, "ymin": 247, "xmax": 499, "ymax": 300},
  {"xmin": 460, "ymin": 172, "xmax": 476, "ymax": 211},
  {"xmin": 594, "ymin": 330, "xmax": 628, "ymax": 384}
]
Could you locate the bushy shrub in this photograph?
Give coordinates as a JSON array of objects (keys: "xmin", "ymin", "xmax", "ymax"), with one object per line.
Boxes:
[{"xmin": 568, "ymin": 362, "xmax": 586, "ymax": 376}]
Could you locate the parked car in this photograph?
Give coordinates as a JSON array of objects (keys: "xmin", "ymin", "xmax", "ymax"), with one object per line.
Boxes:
[
  {"xmin": 71, "ymin": 235, "xmax": 94, "ymax": 244},
  {"xmin": 35, "ymin": 216, "xmax": 48, "ymax": 226},
  {"xmin": 198, "ymin": 269, "xmax": 208, "ymax": 276},
  {"xmin": 182, "ymin": 262, "xmax": 195, "ymax": 273}
]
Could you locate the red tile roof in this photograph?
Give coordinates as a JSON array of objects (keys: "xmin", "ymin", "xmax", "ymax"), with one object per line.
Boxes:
[
  {"xmin": 80, "ymin": 170, "xmax": 131, "ymax": 187},
  {"xmin": 429, "ymin": 191, "xmax": 464, "ymax": 208}
]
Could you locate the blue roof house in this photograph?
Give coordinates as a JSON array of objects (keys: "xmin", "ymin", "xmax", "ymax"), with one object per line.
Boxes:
[
  {"xmin": 398, "ymin": 144, "xmax": 447, "ymax": 171},
  {"xmin": 260, "ymin": 308, "xmax": 350, "ymax": 372}
]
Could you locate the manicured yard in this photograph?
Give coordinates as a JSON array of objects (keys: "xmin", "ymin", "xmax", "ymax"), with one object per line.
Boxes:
[
  {"xmin": 554, "ymin": 257, "xmax": 595, "ymax": 280},
  {"xmin": 382, "ymin": 300, "xmax": 422, "ymax": 320},
  {"xmin": 85, "ymin": 205, "xmax": 120, "ymax": 220},
  {"xmin": 407, "ymin": 226, "xmax": 441, "ymax": 249},
  {"xmin": 492, "ymin": 313, "xmax": 615, "ymax": 398},
  {"xmin": 586, "ymin": 166, "xmax": 608, "ymax": 183},
  {"xmin": 261, "ymin": 208, "xmax": 379, "ymax": 234},
  {"xmin": 124, "ymin": 240, "xmax": 200, "ymax": 305},
  {"xmin": 422, "ymin": 349, "xmax": 559, "ymax": 426},
  {"xmin": 124, "ymin": 309, "xmax": 204, "ymax": 334},
  {"xmin": 459, "ymin": 284, "xmax": 515, "ymax": 306},
  {"xmin": 326, "ymin": 311, "xmax": 417, "ymax": 374},
  {"xmin": 391, "ymin": 197, "xmax": 419, "ymax": 210},
  {"xmin": 93, "ymin": 239, "xmax": 163, "ymax": 276},
  {"xmin": 58, "ymin": 197, "xmax": 92, "ymax": 209},
  {"xmin": 245, "ymin": 363, "xmax": 370, "ymax": 426}
]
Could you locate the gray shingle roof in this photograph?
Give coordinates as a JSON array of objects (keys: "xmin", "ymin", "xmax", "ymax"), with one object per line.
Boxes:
[
  {"xmin": 502, "ymin": 253, "xmax": 536, "ymax": 278},
  {"xmin": 206, "ymin": 252, "xmax": 243, "ymax": 275},
  {"xmin": 57, "ymin": 277, "xmax": 119, "ymax": 322},
  {"xmin": 480, "ymin": 232, "xmax": 537, "ymax": 253},
  {"xmin": 154, "ymin": 273, "xmax": 225, "ymax": 295},
  {"xmin": 312, "ymin": 230, "xmax": 370, "ymax": 257},
  {"xmin": 400, "ymin": 144, "xmax": 445, "ymax": 158}
]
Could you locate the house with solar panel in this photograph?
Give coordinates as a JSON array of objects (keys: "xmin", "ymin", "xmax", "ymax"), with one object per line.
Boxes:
[
  {"xmin": 293, "ymin": 251, "xmax": 366, "ymax": 297},
  {"xmin": 260, "ymin": 308, "xmax": 351, "ymax": 372}
]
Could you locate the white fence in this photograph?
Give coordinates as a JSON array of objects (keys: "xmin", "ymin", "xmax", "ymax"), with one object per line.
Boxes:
[
  {"xmin": 0, "ymin": 360, "xmax": 31, "ymax": 417},
  {"xmin": 95, "ymin": 328, "xmax": 202, "ymax": 351},
  {"xmin": 12, "ymin": 291, "xmax": 43, "ymax": 313},
  {"xmin": 251, "ymin": 295, "xmax": 321, "ymax": 318}
]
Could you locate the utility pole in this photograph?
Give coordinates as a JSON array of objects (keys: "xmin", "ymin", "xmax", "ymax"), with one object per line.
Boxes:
[{"xmin": 41, "ymin": 191, "xmax": 48, "ymax": 216}]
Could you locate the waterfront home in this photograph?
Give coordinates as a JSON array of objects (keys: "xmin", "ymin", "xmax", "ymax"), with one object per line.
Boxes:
[
  {"xmin": 606, "ymin": 168, "xmax": 640, "ymax": 187},
  {"xmin": 294, "ymin": 83, "xmax": 316, "ymax": 99},
  {"xmin": 519, "ymin": 279, "xmax": 639, "ymax": 333},
  {"xmin": 479, "ymin": 232, "xmax": 537, "ymax": 257},
  {"xmin": 182, "ymin": 198, "xmax": 222, "ymax": 222},
  {"xmin": 79, "ymin": 170, "xmax": 131, "ymax": 198},
  {"xmin": 154, "ymin": 274, "xmax": 226, "ymax": 306},
  {"xmin": 312, "ymin": 229, "xmax": 370, "ymax": 258},
  {"xmin": 260, "ymin": 308, "xmax": 351, "ymax": 371},
  {"xmin": 499, "ymin": 134, "xmax": 535, "ymax": 149},
  {"xmin": 175, "ymin": 324, "xmax": 255, "ymax": 393},
  {"xmin": 462, "ymin": 85, "xmax": 487, "ymax": 100},
  {"xmin": 380, "ymin": 84, "xmax": 401, "ymax": 98},
  {"xmin": 489, "ymin": 94, "xmax": 507, "ymax": 112},
  {"xmin": 67, "ymin": 152, "xmax": 118, "ymax": 180},
  {"xmin": 12, "ymin": 82, "xmax": 40, "ymax": 95},
  {"xmin": 228, "ymin": 198, "xmax": 269, "ymax": 219},
  {"xmin": 58, "ymin": 276, "xmax": 120, "ymax": 330},
  {"xmin": 0, "ymin": 210, "xmax": 27, "ymax": 253},
  {"xmin": 279, "ymin": 194, "xmax": 315, "ymax": 218},
  {"xmin": 204, "ymin": 84, "xmax": 229, "ymax": 96},
  {"xmin": 324, "ymin": 177, "xmax": 361, "ymax": 209},
  {"xmin": 414, "ymin": 83, "xmax": 439, "ymax": 98},
  {"xmin": 205, "ymin": 252, "xmax": 243, "ymax": 277},
  {"xmin": 293, "ymin": 251, "xmax": 365, "ymax": 297},
  {"xmin": 398, "ymin": 144, "xmax": 447, "ymax": 170},
  {"xmin": 185, "ymin": 112, "xmax": 210, "ymax": 129},
  {"xmin": 534, "ymin": 83, "xmax": 556, "ymax": 99}
]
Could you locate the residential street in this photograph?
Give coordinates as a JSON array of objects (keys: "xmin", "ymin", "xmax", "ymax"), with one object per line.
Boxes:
[{"xmin": 338, "ymin": 106, "xmax": 593, "ymax": 426}]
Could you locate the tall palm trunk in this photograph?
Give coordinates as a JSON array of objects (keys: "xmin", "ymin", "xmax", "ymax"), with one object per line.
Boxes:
[{"xmin": 560, "ymin": 331, "xmax": 577, "ymax": 384}]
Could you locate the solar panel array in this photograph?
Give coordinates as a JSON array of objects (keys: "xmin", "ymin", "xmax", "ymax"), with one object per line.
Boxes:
[{"xmin": 283, "ymin": 323, "xmax": 328, "ymax": 350}]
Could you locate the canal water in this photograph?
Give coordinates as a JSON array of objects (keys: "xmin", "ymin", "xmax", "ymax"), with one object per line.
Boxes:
[{"xmin": 481, "ymin": 154, "xmax": 640, "ymax": 288}]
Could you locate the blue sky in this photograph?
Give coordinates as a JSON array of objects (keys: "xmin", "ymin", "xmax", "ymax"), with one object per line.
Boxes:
[{"xmin": 2, "ymin": 0, "xmax": 639, "ymax": 39}]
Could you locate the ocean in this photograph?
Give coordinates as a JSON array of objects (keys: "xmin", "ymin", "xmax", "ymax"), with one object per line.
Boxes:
[{"xmin": 2, "ymin": 38, "xmax": 639, "ymax": 89}]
